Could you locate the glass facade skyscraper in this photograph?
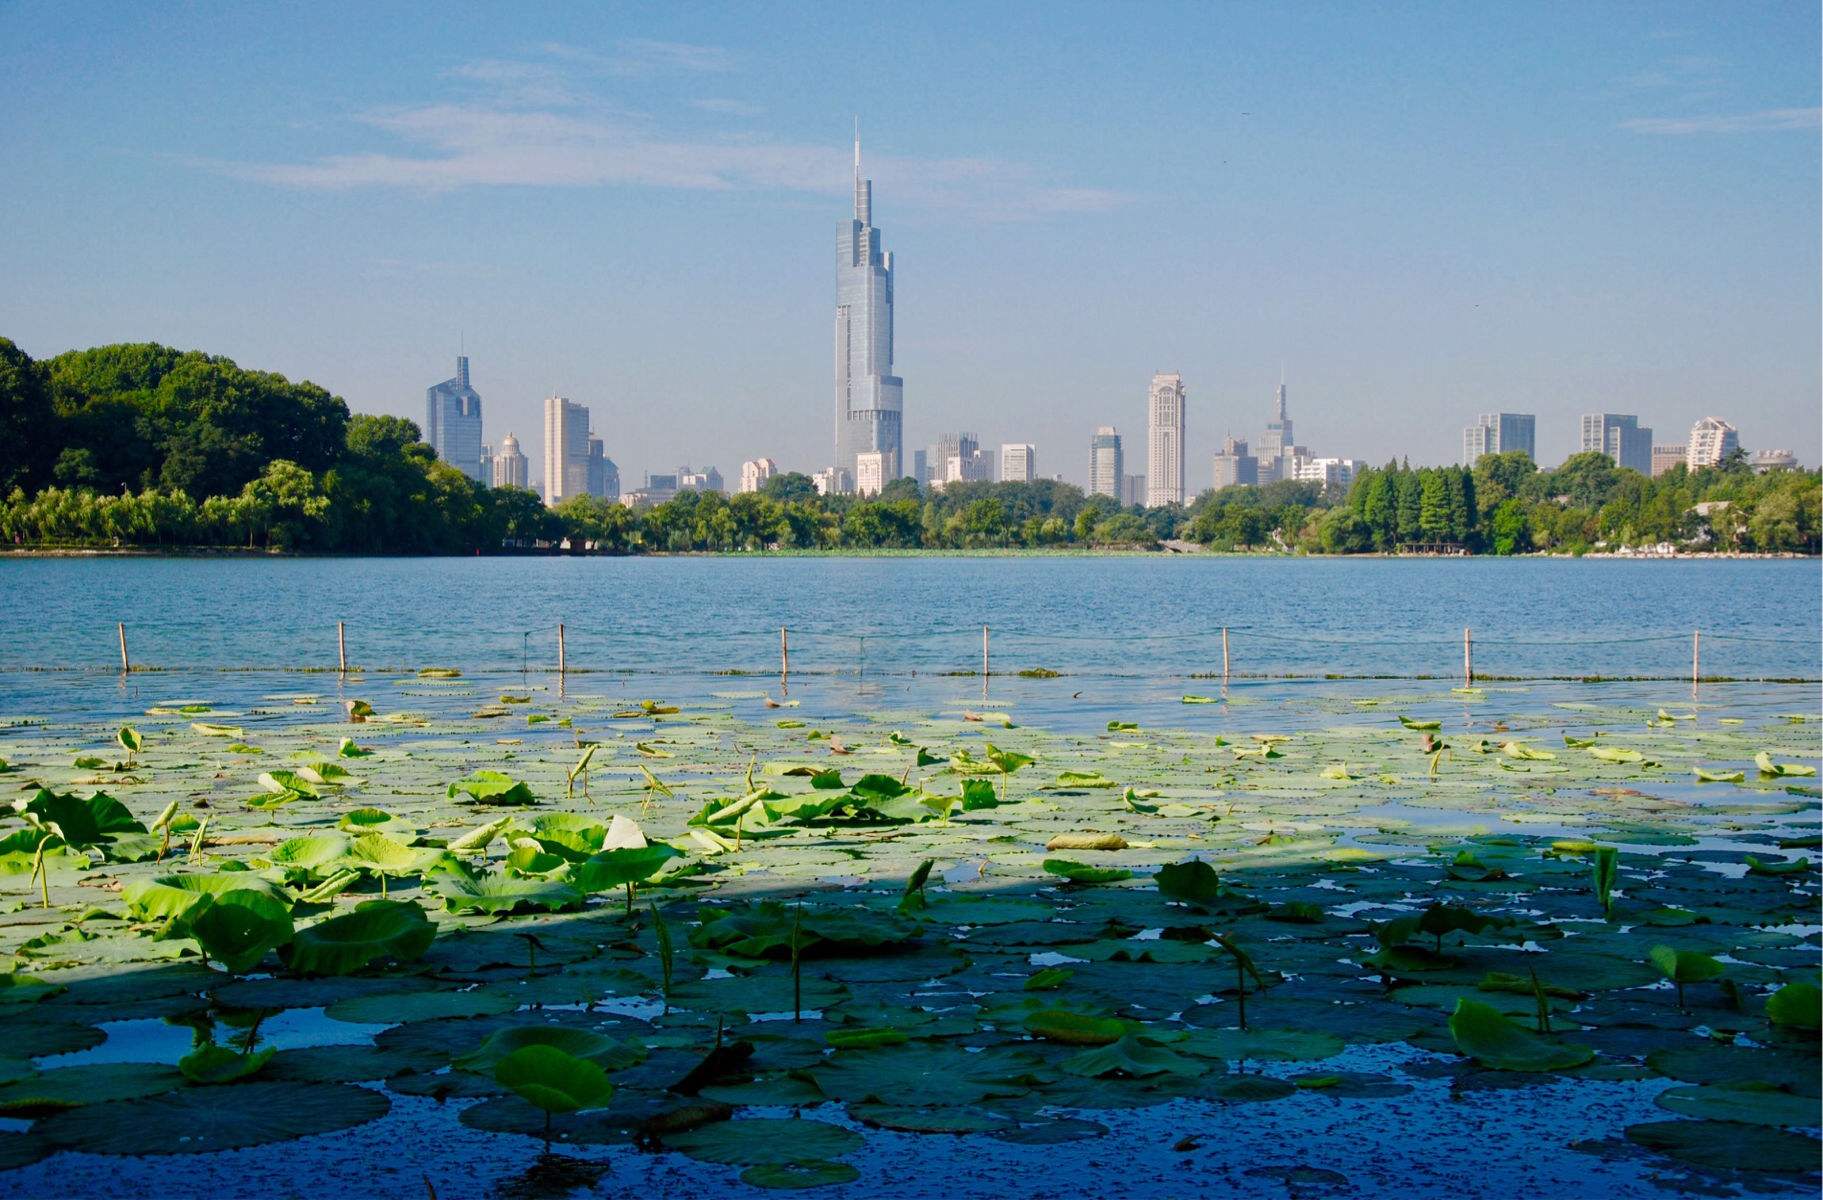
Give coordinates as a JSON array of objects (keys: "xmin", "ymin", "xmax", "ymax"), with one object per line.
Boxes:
[
  {"xmin": 1463, "ymin": 412, "xmax": 1536, "ymax": 465},
  {"xmin": 835, "ymin": 131, "xmax": 903, "ymax": 485},
  {"xmin": 425, "ymin": 355, "xmax": 484, "ymax": 481},
  {"xmin": 1089, "ymin": 427, "xmax": 1123, "ymax": 498},
  {"xmin": 1580, "ymin": 413, "xmax": 1653, "ymax": 474}
]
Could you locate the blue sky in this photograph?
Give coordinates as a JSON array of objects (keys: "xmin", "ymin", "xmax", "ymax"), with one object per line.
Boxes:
[{"xmin": 3, "ymin": 1, "xmax": 1818, "ymax": 486}]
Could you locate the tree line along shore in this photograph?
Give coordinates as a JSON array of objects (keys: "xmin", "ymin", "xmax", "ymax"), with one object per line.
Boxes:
[{"xmin": 3, "ymin": 339, "xmax": 1817, "ymax": 556}]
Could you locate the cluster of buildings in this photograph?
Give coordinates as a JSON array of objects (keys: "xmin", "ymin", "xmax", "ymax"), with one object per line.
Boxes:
[
  {"xmin": 418, "ymin": 132, "xmax": 1802, "ymax": 516},
  {"xmin": 1078, "ymin": 373, "xmax": 1363, "ymax": 507},
  {"xmin": 1463, "ymin": 411, "xmax": 1793, "ymax": 476}
]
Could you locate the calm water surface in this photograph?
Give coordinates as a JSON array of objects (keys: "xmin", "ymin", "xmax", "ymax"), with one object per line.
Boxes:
[{"xmin": 0, "ymin": 555, "xmax": 1816, "ymax": 681}]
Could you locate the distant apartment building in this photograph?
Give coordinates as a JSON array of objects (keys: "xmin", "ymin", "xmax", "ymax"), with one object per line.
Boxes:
[
  {"xmin": 491, "ymin": 432, "xmax": 529, "ymax": 489},
  {"xmin": 1651, "ymin": 444, "xmax": 1687, "ymax": 477},
  {"xmin": 812, "ymin": 466, "xmax": 851, "ymax": 496},
  {"xmin": 425, "ymin": 355, "xmax": 485, "ymax": 481},
  {"xmin": 999, "ymin": 443, "xmax": 1036, "ymax": 483},
  {"xmin": 677, "ymin": 466, "xmax": 724, "ymax": 493},
  {"xmin": 1288, "ymin": 455, "xmax": 1362, "ymax": 490},
  {"xmin": 1685, "ymin": 417, "xmax": 1739, "ymax": 470},
  {"xmin": 943, "ymin": 450, "xmax": 989, "ymax": 486},
  {"xmin": 739, "ymin": 458, "xmax": 777, "ymax": 494},
  {"xmin": 1580, "ymin": 413, "xmax": 1653, "ymax": 474},
  {"xmin": 1211, "ymin": 435, "xmax": 1258, "ymax": 490},
  {"xmin": 541, "ymin": 396, "xmax": 591, "ymax": 506},
  {"xmin": 855, "ymin": 451, "xmax": 886, "ymax": 497},
  {"xmin": 1089, "ymin": 427, "xmax": 1123, "ymax": 498},
  {"xmin": 1121, "ymin": 474, "xmax": 1147, "ymax": 507},
  {"xmin": 1146, "ymin": 372, "xmax": 1186, "ymax": 506},
  {"xmin": 1462, "ymin": 412, "xmax": 1536, "ymax": 465},
  {"xmin": 926, "ymin": 433, "xmax": 979, "ymax": 488},
  {"xmin": 1753, "ymin": 449, "xmax": 1798, "ymax": 473},
  {"xmin": 586, "ymin": 436, "xmax": 619, "ymax": 500}
]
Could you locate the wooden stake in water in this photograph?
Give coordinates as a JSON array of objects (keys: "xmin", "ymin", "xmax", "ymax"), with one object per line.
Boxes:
[
  {"xmin": 1222, "ymin": 627, "xmax": 1230, "ymax": 681},
  {"xmin": 1691, "ymin": 629, "xmax": 1700, "ymax": 685},
  {"xmin": 780, "ymin": 627, "xmax": 789, "ymax": 680},
  {"xmin": 982, "ymin": 625, "xmax": 990, "ymax": 680},
  {"xmin": 557, "ymin": 623, "xmax": 566, "ymax": 676},
  {"xmin": 1463, "ymin": 626, "xmax": 1472, "ymax": 687},
  {"xmin": 337, "ymin": 621, "xmax": 347, "ymax": 674},
  {"xmin": 117, "ymin": 622, "xmax": 130, "ymax": 674}
]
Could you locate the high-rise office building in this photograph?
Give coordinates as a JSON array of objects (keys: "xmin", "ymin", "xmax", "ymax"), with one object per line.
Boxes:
[
  {"xmin": 930, "ymin": 433, "xmax": 982, "ymax": 488},
  {"xmin": 911, "ymin": 449, "xmax": 927, "ymax": 488},
  {"xmin": 835, "ymin": 129, "xmax": 903, "ymax": 484},
  {"xmin": 999, "ymin": 443, "xmax": 1036, "ymax": 483},
  {"xmin": 739, "ymin": 458, "xmax": 778, "ymax": 494},
  {"xmin": 491, "ymin": 432, "xmax": 529, "ymax": 489},
  {"xmin": 425, "ymin": 355, "xmax": 484, "ymax": 481},
  {"xmin": 1257, "ymin": 377, "xmax": 1294, "ymax": 476},
  {"xmin": 1146, "ymin": 372, "xmax": 1185, "ymax": 506},
  {"xmin": 586, "ymin": 435, "xmax": 619, "ymax": 500},
  {"xmin": 1121, "ymin": 475, "xmax": 1147, "ymax": 507},
  {"xmin": 1580, "ymin": 413, "xmax": 1653, "ymax": 474},
  {"xmin": 1651, "ymin": 444, "xmax": 1687, "ymax": 477},
  {"xmin": 542, "ymin": 396, "xmax": 591, "ymax": 506},
  {"xmin": 1089, "ymin": 427, "xmax": 1123, "ymax": 498},
  {"xmin": 1685, "ymin": 417, "xmax": 1739, "ymax": 470},
  {"xmin": 1462, "ymin": 412, "xmax": 1536, "ymax": 465},
  {"xmin": 1212, "ymin": 435, "xmax": 1258, "ymax": 490}
]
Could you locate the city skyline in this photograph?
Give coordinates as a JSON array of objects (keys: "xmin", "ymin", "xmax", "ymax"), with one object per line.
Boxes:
[{"xmin": 3, "ymin": 4, "xmax": 1817, "ymax": 482}]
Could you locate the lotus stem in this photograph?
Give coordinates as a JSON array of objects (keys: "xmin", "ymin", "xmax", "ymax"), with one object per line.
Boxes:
[{"xmin": 31, "ymin": 835, "xmax": 49, "ymax": 909}]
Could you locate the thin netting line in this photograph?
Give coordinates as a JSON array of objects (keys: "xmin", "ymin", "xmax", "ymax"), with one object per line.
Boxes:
[{"xmin": 1, "ymin": 664, "xmax": 1816, "ymax": 685}]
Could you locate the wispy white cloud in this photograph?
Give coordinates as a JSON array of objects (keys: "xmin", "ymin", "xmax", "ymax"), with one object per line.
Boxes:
[
  {"xmin": 1620, "ymin": 107, "xmax": 1820, "ymax": 135},
  {"xmin": 215, "ymin": 46, "xmax": 1129, "ymax": 221}
]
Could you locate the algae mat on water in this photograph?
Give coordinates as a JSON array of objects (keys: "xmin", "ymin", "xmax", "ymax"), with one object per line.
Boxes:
[{"xmin": 0, "ymin": 676, "xmax": 1816, "ymax": 1196}]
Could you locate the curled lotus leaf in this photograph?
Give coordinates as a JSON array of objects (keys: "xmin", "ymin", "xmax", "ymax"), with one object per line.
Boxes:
[
  {"xmin": 280, "ymin": 900, "xmax": 435, "ymax": 977},
  {"xmin": 1448, "ymin": 998, "xmax": 1593, "ymax": 1072}
]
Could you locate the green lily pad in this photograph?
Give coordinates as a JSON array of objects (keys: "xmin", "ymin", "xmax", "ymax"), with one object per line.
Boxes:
[
  {"xmin": 662, "ymin": 1117, "xmax": 861, "ymax": 1166},
  {"xmin": 34, "ymin": 1081, "xmax": 390, "ymax": 1155}
]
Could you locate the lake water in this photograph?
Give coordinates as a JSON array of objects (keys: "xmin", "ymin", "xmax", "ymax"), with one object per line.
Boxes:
[{"xmin": 0, "ymin": 556, "xmax": 1815, "ymax": 684}]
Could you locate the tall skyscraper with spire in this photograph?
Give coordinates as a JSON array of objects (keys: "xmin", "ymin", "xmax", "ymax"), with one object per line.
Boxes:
[
  {"xmin": 834, "ymin": 124, "xmax": 903, "ymax": 486},
  {"xmin": 425, "ymin": 355, "xmax": 484, "ymax": 481},
  {"xmin": 1257, "ymin": 372, "xmax": 1294, "ymax": 483}
]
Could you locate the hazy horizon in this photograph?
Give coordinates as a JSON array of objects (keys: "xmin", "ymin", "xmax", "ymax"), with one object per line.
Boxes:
[{"xmin": 4, "ymin": 1, "xmax": 1818, "ymax": 488}]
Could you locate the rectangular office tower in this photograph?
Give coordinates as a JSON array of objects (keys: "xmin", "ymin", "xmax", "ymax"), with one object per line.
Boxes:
[
  {"xmin": 1147, "ymin": 373, "xmax": 1185, "ymax": 506},
  {"xmin": 542, "ymin": 396, "xmax": 591, "ymax": 506},
  {"xmin": 425, "ymin": 355, "xmax": 484, "ymax": 481},
  {"xmin": 834, "ymin": 132, "xmax": 903, "ymax": 484},
  {"xmin": 1212, "ymin": 435, "xmax": 1258, "ymax": 489},
  {"xmin": 1089, "ymin": 427, "xmax": 1123, "ymax": 498},
  {"xmin": 1462, "ymin": 412, "xmax": 1536, "ymax": 465},
  {"xmin": 1580, "ymin": 413, "xmax": 1653, "ymax": 474},
  {"xmin": 1000, "ymin": 443, "xmax": 1036, "ymax": 483}
]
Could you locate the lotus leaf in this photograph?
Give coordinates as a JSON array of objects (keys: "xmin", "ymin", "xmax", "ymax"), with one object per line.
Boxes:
[
  {"xmin": 1448, "ymin": 998, "xmax": 1592, "ymax": 1071},
  {"xmin": 281, "ymin": 899, "xmax": 435, "ymax": 976}
]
